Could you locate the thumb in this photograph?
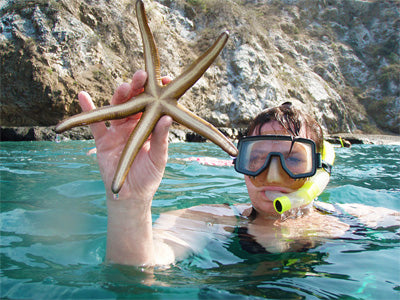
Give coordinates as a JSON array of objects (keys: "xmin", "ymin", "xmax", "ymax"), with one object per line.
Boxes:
[{"xmin": 148, "ymin": 115, "xmax": 172, "ymax": 167}]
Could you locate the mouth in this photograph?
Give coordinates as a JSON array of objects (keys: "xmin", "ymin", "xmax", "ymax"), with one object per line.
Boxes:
[
  {"xmin": 262, "ymin": 186, "xmax": 291, "ymax": 193},
  {"xmin": 261, "ymin": 187, "xmax": 292, "ymax": 202}
]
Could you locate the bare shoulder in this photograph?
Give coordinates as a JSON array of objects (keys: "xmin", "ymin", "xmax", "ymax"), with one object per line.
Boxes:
[
  {"xmin": 278, "ymin": 209, "xmax": 350, "ymax": 239},
  {"xmin": 154, "ymin": 203, "xmax": 239, "ymax": 230},
  {"xmin": 337, "ymin": 203, "xmax": 400, "ymax": 229},
  {"xmin": 187, "ymin": 203, "xmax": 238, "ymax": 218},
  {"xmin": 246, "ymin": 209, "xmax": 349, "ymax": 253},
  {"xmin": 153, "ymin": 204, "xmax": 238, "ymax": 261}
]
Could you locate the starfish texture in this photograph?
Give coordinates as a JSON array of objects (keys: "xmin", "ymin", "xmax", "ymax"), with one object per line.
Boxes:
[{"xmin": 55, "ymin": 0, "xmax": 238, "ymax": 193}]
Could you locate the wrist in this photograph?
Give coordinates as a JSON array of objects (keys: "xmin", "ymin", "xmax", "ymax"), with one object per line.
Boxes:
[
  {"xmin": 106, "ymin": 193, "xmax": 155, "ymax": 266},
  {"xmin": 105, "ymin": 182, "xmax": 155, "ymax": 204}
]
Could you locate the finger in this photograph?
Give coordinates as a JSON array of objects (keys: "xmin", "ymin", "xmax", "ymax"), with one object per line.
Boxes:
[
  {"xmin": 111, "ymin": 83, "xmax": 132, "ymax": 106},
  {"xmin": 78, "ymin": 91, "xmax": 96, "ymax": 112},
  {"xmin": 78, "ymin": 91, "xmax": 107, "ymax": 139},
  {"xmin": 131, "ymin": 69, "xmax": 148, "ymax": 92},
  {"xmin": 109, "ymin": 82, "xmax": 143, "ymax": 127},
  {"xmin": 109, "ymin": 70, "xmax": 148, "ymax": 126},
  {"xmin": 110, "ymin": 70, "xmax": 147, "ymax": 106},
  {"xmin": 162, "ymin": 76, "xmax": 172, "ymax": 85},
  {"xmin": 148, "ymin": 115, "xmax": 172, "ymax": 168},
  {"xmin": 121, "ymin": 70, "xmax": 148, "ymax": 102}
]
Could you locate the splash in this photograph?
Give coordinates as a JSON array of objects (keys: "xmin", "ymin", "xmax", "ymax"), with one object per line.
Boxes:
[{"xmin": 280, "ymin": 202, "xmax": 314, "ymax": 221}]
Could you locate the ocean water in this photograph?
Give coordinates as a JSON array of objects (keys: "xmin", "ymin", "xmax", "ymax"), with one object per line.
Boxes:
[{"xmin": 0, "ymin": 140, "xmax": 399, "ymax": 299}]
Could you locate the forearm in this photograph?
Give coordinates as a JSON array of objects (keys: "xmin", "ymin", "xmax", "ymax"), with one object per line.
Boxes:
[
  {"xmin": 78, "ymin": 71, "xmax": 172, "ymax": 266},
  {"xmin": 106, "ymin": 197, "xmax": 155, "ymax": 266}
]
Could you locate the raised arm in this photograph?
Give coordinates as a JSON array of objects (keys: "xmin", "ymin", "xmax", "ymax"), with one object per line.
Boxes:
[{"xmin": 79, "ymin": 70, "xmax": 173, "ymax": 266}]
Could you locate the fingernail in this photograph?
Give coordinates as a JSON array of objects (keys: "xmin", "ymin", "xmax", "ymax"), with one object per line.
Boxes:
[{"xmin": 119, "ymin": 83, "xmax": 131, "ymax": 99}]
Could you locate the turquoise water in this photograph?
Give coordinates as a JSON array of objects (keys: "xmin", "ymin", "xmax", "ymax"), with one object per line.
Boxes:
[{"xmin": 1, "ymin": 141, "xmax": 399, "ymax": 299}]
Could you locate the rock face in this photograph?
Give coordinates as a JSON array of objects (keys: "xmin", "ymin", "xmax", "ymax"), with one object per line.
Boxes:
[{"xmin": 1, "ymin": 0, "xmax": 399, "ymax": 134}]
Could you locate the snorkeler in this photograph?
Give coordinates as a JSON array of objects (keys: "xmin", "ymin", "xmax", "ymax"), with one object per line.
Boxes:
[{"xmin": 77, "ymin": 70, "xmax": 400, "ymax": 266}]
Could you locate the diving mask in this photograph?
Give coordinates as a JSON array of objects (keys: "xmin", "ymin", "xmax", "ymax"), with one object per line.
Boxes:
[{"xmin": 233, "ymin": 135, "xmax": 331, "ymax": 178}]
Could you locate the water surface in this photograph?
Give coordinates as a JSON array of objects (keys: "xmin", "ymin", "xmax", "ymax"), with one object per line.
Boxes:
[{"xmin": 1, "ymin": 141, "xmax": 399, "ymax": 299}]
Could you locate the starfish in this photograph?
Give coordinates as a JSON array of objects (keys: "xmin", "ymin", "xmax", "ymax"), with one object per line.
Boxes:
[{"xmin": 55, "ymin": 0, "xmax": 238, "ymax": 194}]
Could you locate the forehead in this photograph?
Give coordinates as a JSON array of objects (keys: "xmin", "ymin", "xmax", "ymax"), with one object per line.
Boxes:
[
  {"xmin": 249, "ymin": 136, "xmax": 312, "ymax": 153},
  {"xmin": 251, "ymin": 121, "xmax": 308, "ymax": 138}
]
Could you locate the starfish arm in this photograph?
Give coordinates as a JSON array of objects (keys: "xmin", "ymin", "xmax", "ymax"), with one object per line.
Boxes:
[
  {"xmin": 55, "ymin": 95, "xmax": 152, "ymax": 133},
  {"xmin": 164, "ymin": 102, "xmax": 238, "ymax": 157},
  {"xmin": 112, "ymin": 103, "xmax": 162, "ymax": 193},
  {"xmin": 161, "ymin": 31, "xmax": 229, "ymax": 100},
  {"xmin": 136, "ymin": 0, "xmax": 161, "ymax": 95}
]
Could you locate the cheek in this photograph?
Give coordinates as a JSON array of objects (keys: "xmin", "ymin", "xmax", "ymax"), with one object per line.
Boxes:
[
  {"xmin": 246, "ymin": 173, "xmax": 308, "ymax": 191},
  {"xmin": 244, "ymin": 176, "xmax": 253, "ymax": 189},
  {"xmin": 245, "ymin": 176, "xmax": 257, "ymax": 196},
  {"xmin": 249, "ymin": 174, "xmax": 307, "ymax": 190}
]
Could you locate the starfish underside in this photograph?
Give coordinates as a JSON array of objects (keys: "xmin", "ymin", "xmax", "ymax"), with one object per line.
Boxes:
[{"xmin": 55, "ymin": 0, "xmax": 238, "ymax": 193}]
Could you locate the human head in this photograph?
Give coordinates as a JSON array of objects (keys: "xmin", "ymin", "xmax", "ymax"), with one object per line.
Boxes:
[
  {"xmin": 246, "ymin": 102, "xmax": 324, "ymax": 151},
  {"xmin": 243, "ymin": 102, "xmax": 324, "ymax": 218}
]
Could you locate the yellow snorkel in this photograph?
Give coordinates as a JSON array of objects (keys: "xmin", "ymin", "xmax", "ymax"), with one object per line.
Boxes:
[{"xmin": 269, "ymin": 141, "xmax": 335, "ymax": 214}]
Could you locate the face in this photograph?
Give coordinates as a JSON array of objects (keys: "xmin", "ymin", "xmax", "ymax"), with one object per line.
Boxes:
[{"xmin": 244, "ymin": 121, "xmax": 310, "ymax": 218}]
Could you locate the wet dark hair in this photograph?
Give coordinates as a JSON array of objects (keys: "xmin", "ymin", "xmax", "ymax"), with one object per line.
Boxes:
[{"xmin": 246, "ymin": 102, "xmax": 324, "ymax": 152}]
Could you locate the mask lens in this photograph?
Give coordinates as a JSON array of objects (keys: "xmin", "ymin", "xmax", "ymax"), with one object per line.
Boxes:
[
  {"xmin": 281, "ymin": 140, "xmax": 313, "ymax": 175},
  {"xmin": 235, "ymin": 136, "xmax": 316, "ymax": 178}
]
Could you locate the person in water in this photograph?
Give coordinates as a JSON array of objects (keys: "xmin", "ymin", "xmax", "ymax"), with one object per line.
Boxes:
[{"xmin": 77, "ymin": 70, "xmax": 399, "ymax": 266}]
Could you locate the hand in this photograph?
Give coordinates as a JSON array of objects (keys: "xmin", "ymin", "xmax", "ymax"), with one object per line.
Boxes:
[{"xmin": 78, "ymin": 70, "xmax": 173, "ymax": 202}]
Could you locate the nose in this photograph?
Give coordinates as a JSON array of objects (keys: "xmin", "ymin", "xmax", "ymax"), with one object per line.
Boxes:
[{"xmin": 250, "ymin": 156, "xmax": 285, "ymax": 187}]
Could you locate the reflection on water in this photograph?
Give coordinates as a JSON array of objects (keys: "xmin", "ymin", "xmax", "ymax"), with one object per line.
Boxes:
[{"xmin": 1, "ymin": 141, "xmax": 399, "ymax": 299}]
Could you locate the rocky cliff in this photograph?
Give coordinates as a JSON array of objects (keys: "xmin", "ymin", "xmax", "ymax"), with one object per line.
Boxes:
[{"xmin": 1, "ymin": 0, "xmax": 399, "ymax": 135}]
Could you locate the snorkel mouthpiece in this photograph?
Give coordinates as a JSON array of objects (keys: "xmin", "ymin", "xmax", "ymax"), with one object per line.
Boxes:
[
  {"xmin": 272, "ymin": 181, "xmax": 321, "ymax": 213},
  {"xmin": 270, "ymin": 141, "xmax": 335, "ymax": 214}
]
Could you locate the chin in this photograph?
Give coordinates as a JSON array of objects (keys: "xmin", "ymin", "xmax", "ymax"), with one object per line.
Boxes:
[{"xmin": 253, "ymin": 200, "xmax": 277, "ymax": 216}]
